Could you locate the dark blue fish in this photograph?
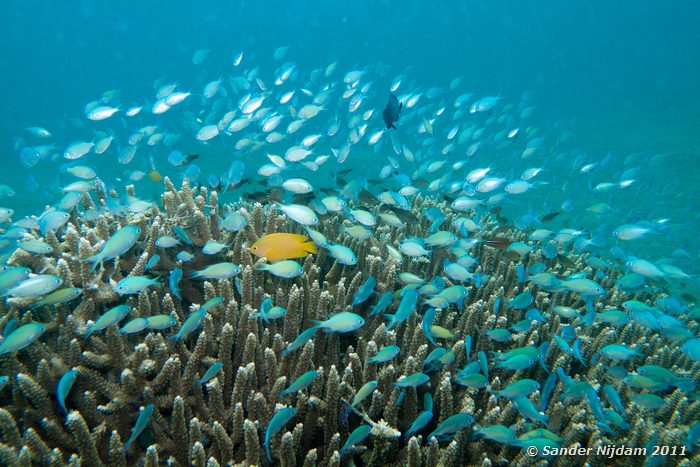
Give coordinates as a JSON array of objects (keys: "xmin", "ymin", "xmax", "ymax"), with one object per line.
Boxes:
[
  {"xmin": 352, "ymin": 277, "xmax": 376, "ymax": 306},
  {"xmin": 422, "ymin": 307, "xmax": 437, "ymax": 345},
  {"xmin": 144, "ymin": 254, "xmax": 160, "ymax": 272},
  {"xmin": 540, "ymin": 373, "xmax": 556, "ymax": 412},
  {"xmin": 169, "ymin": 267, "xmax": 183, "ymax": 301},
  {"xmin": 124, "ymin": 404, "xmax": 154, "ymax": 451},
  {"xmin": 370, "ymin": 291, "xmax": 393, "ymax": 316},
  {"xmin": 382, "ymin": 93, "xmax": 402, "ymax": 129}
]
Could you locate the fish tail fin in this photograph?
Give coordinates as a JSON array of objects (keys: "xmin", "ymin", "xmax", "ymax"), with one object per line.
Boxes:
[
  {"xmin": 390, "ymin": 123, "xmax": 397, "ymax": 129},
  {"xmin": 83, "ymin": 254, "xmax": 102, "ymax": 272}
]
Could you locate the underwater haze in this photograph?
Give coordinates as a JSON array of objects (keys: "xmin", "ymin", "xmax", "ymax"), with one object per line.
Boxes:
[{"xmin": 1, "ymin": 1, "xmax": 700, "ymax": 465}]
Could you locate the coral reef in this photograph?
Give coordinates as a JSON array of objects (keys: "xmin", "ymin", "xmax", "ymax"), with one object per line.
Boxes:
[{"xmin": 1, "ymin": 178, "xmax": 699, "ymax": 466}]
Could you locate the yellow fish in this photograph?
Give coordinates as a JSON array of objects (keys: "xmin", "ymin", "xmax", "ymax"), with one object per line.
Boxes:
[
  {"xmin": 250, "ymin": 233, "xmax": 317, "ymax": 262},
  {"xmin": 148, "ymin": 170, "xmax": 163, "ymax": 183}
]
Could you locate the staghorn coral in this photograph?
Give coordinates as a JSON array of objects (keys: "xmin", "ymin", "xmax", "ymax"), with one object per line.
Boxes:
[{"xmin": 1, "ymin": 178, "xmax": 699, "ymax": 467}]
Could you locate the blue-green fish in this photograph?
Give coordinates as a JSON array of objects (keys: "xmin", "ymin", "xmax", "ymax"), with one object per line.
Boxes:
[
  {"xmin": 514, "ymin": 397, "xmax": 549, "ymax": 425},
  {"xmin": 313, "ymin": 311, "xmax": 364, "ymax": 333},
  {"xmin": 173, "ymin": 226, "xmax": 193, "ymax": 245},
  {"xmin": 5, "ymin": 274, "xmax": 63, "ymax": 298},
  {"xmin": 280, "ymin": 370, "xmax": 318, "ymax": 397},
  {"xmin": 254, "ymin": 260, "xmax": 303, "ymax": 278},
  {"xmin": 169, "ymin": 268, "xmax": 182, "ymax": 300},
  {"xmin": 169, "ymin": 309, "xmax": 206, "ymax": 343},
  {"xmin": 84, "ymin": 305, "xmax": 131, "ymax": 337},
  {"xmin": 422, "ymin": 308, "xmax": 437, "ymax": 345},
  {"xmin": 352, "ymin": 277, "xmax": 376, "ymax": 306},
  {"xmin": 258, "ymin": 297, "xmax": 273, "ymax": 322},
  {"xmin": 198, "ymin": 362, "xmax": 223, "ymax": 385},
  {"xmin": 427, "ymin": 413, "xmax": 474, "ymax": 442},
  {"xmin": 369, "ymin": 291, "xmax": 393, "ymax": 316},
  {"xmin": 351, "ymin": 381, "xmax": 378, "ymax": 408},
  {"xmin": 114, "ymin": 276, "xmax": 159, "ymax": 295},
  {"xmin": 30, "ymin": 287, "xmax": 82, "ymax": 308},
  {"xmin": 0, "ymin": 376, "xmax": 8, "ymax": 391},
  {"xmin": 119, "ymin": 317, "xmax": 149, "ymax": 334},
  {"xmin": 0, "ymin": 266, "xmax": 30, "ymax": 291},
  {"xmin": 281, "ymin": 327, "xmax": 317, "ymax": 356},
  {"xmin": 264, "ymin": 407, "xmax": 296, "ymax": 462},
  {"xmin": 327, "ymin": 243, "xmax": 357, "ymax": 265},
  {"xmin": 201, "ymin": 296, "xmax": 225, "ymax": 311},
  {"xmin": 495, "ymin": 354, "xmax": 535, "ymax": 371},
  {"xmin": 455, "ymin": 372, "xmax": 488, "ymax": 389},
  {"xmin": 145, "ymin": 314, "xmax": 177, "ymax": 330},
  {"xmin": 39, "ymin": 210, "xmax": 70, "ymax": 236},
  {"xmin": 632, "ymin": 394, "xmax": 665, "ymax": 410},
  {"xmin": 366, "ymin": 345, "xmax": 400, "ymax": 364},
  {"xmin": 144, "ymin": 254, "xmax": 160, "ymax": 272},
  {"xmin": 0, "ymin": 322, "xmax": 46, "ymax": 355},
  {"xmin": 17, "ymin": 239, "xmax": 53, "ymax": 254},
  {"xmin": 637, "ymin": 365, "xmax": 695, "ymax": 392},
  {"xmin": 474, "ymin": 425, "xmax": 517, "ymax": 444},
  {"xmin": 404, "ymin": 410, "xmax": 433, "ymax": 439},
  {"xmin": 508, "ymin": 291, "xmax": 534, "ymax": 310},
  {"xmin": 84, "ymin": 225, "xmax": 141, "ymax": 271},
  {"xmin": 202, "ymin": 240, "xmax": 230, "ymax": 255},
  {"xmin": 395, "ymin": 372, "xmax": 430, "ymax": 388},
  {"xmin": 340, "ymin": 425, "xmax": 372, "ymax": 454},
  {"xmin": 155, "ymin": 235, "xmax": 180, "ymax": 248},
  {"xmin": 386, "ymin": 289, "xmax": 418, "ymax": 331},
  {"xmin": 57, "ymin": 369, "xmax": 76, "ymax": 414},
  {"xmin": 123, "ymin": 404, "xmax": 154, "ymax": 451},
  {"xmin": 191, "ymin": 262, "xmax": 241, "ymax": 280},
  {"xmin": 599, "ymin": 344, "xmax": 641, "ymax": 361}
]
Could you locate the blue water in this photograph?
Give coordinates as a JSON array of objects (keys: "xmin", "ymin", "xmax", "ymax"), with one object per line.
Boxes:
[{"xmin": 2, "ymin": 1, "xmax": 699, "ymax": 221}]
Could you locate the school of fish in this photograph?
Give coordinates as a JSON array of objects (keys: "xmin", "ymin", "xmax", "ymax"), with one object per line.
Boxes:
[{"xmin": 0, "ymin": 44, "xmax": 698, "ymax": 466}]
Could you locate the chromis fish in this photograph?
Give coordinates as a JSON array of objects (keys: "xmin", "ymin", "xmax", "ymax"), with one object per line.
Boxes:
[
  {"xmin": 123, "ymin": 404, "xmax": 154, "ymax": 451},
  {"xmin": 427, "ymin": 413, "xmax": 474, "ymax": 442},
  {"xmin": 169, "ymin": 267, "xmax": 182, "ymax": 300},
  {"xmin": 114, "ymin": 276, "xmax": 159, "ymax": 295},
  {"xmin": 264, "ymin": 407, "xmax": 296, "ymax": 462},
  {"xmin": 340, "ymin": 425, "xmax": 372, "ymax": 454},
  {"xmin": 254, "ymin": 260, "xmax": 304, "ymax": 278},
  {"xmin": 191, "ymin": 262, "xmax": 242, "ymax": 280},
  {"xmin": 169, "ymin": 309, "xmax": 206, "ymax": 343},
  {"xmin": 280, "ymin": 370, "xmax": 318, "ymax": 397},
  {"xmin": 351, "ymin": 381, "xmax": 378, "ymax": 408},
  {"xmin": 474, "ymin": 425, "xmax": 517, "ymax": 444},
  {"xmin": 84, "ymin": 305, "xmax": 131, "ymax": 337},
  {"xmin": 30, "ymin": 287, "xmax": 82, "ymax": 308},
  {"xmin": 395, "ymin": 372, "xmax": 430, "ymax": 388},
  {"xmin": 405, "ymin": 410, "xmax": 433, "ymax": 439},
  {"xmin": 250, "ymin": 233, "xmax": 317, "ymax": 261},
  {"xmin": 5, "ymin": 274, "xmax": 63, "ymax": 298},
  {"xmin": 119, "ymin": 317, "xmax": 149, "ymax": 334},
  {"xmin": 366, "ymin": 345, "xmax": 400, "ymax": 364},
  {"xmin": 198, "ymin": 362, "xmax": 223, "ymax": 385},
  {"xmin": 281, "ymin": 327, "xmax": 317, "ymax": 356},
  {"xmin": 352, "ymin": 277, "xmax": 376, "ymax": 306},
  {"xmin": 145, "ymin": 314, "xmax": 177, "ymax": 330},
  {"xmin": 313, "ymin": 311, "xmax": 364, "ymax": 333},
  {"xmin": 0, "ymin": 322, "xmax": 46, "ymax": 355},
  {"xmin": 84, "ymin": 225, "xmax": 141, "ymax": 271},
  {"xmin": 57, "ymin": 369, "xmax": 77, "ymax": 414},
  {"xmin": 385, "ymin": 289, "xmax": 418, "ymax": 331},
  {"xmin": 327, "ymin": 243, "xmax": 358, "ymax": 265}
]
